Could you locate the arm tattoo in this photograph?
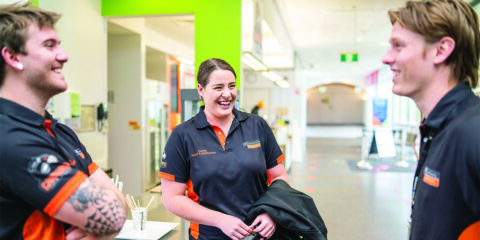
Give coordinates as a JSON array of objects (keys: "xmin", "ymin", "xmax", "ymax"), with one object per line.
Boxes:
[{"xmin": 68, "ymin": 184, "xmax": 125, "ymax": 234}]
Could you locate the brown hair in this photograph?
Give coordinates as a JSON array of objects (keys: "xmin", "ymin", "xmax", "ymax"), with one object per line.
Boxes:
[
  {"xmin": 197, "ymin": 58, "xmax": 236, "ymax": 88},
  {"xmin": 388, "ymin": 0, "xmax": 480, "ymax": 88},
  {"xmin": 0, "ymin": 2, "xmax": 60, "ymax": 86}
]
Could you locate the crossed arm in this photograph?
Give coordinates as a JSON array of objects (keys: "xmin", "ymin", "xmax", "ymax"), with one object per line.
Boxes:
[{"xmin": 54, "ymin": 169, "xmax": 127, "ymax": 239}]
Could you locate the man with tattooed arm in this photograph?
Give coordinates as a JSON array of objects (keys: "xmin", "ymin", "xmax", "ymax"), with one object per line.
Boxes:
[{"xmin": 0, "ymin": 2, "xmax": 127, "ymax": 239}]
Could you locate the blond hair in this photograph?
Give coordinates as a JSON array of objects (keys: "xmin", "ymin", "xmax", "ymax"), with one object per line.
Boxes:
[{"xmin": 388, "ymin": 0, "xmax": 480, "ymax": 88}]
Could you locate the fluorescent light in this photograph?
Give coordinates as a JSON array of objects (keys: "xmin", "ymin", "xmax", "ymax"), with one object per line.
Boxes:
[
  {"xmin": 276, "ymin": 79, "xmax": 290, "ymax": 88},
  {"xmin": 261, "ymin": 71, "xmax": 281, "ymax": 82},
  {"xmin": 242, "ymin": 52, "xmax": 267, "ymax": 71},
  {"xmin": 242, "ymin": 52, "xmax": 289, "ymax": 88},
  {"xmin": 261, "ymin": 71, "xmax": 290, "ymax": 88}
]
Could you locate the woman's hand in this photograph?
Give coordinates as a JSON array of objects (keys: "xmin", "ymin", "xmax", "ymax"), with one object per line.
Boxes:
[
  {"xmin": 249, "ymin": 212, "xmax": 276, "ymax": 239},
  {"xmin": 216, "ymin": 214, "xmax": 253, "ymax": 240}
]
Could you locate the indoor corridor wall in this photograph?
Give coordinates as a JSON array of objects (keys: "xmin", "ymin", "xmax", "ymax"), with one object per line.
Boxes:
[{"xmin": 307, "ymin": 83, "xmax": 365, "ymax": 126}]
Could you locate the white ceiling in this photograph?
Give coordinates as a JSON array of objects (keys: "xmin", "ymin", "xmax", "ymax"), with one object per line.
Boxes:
[
  {"xmin": 109, "ymin": 0, "xmax": 412, "ymax": 87},
  {"xmin": 272, "ymin": 0, "xmax": 408, "ymax": 83},
  {"xmin": 144, "ymin": 15, "xmax": 195, "ymax": 51}
]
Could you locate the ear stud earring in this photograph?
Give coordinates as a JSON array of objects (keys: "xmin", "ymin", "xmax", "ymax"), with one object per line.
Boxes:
[{"xmin": 16, "ymin": 63, "xmax": 23, "ymax": 70}]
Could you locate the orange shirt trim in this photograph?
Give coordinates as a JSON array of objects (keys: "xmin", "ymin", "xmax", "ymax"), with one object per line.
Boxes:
[
  {"xmin": 211, "ymin": 125, "xmax": 226, "ymax": 150},
  {"xmin": 459, "ymin": 221, "xmax": 480, "ymax": 240},
  {"xmin": 186, "ymin": 179, "xmax": 200, "ymax": 239},
  {"xmin": 23, "ymin": 210, "xmax": 65, "ymax": 240},
  {"xmin": 158, "ymin": 172, "xmax": 175, "ymax": 181},
  {"xmin": 44, "ymin": 171, "xmax": 87, "ymax": 216},
  {"xmin": 276, "ymin": 154, "xmax": 285, "ymax": 164},
  {"xmin": 190, "ymin": 222, "xmax": 200, "ymax": 239},
  {"xmin": 88, "ymin": 162, "xmax": 99, "ymax": 175}
]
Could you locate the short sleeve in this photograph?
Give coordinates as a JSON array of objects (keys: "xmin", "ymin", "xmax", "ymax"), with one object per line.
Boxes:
[
  {"xmin": 1, "ymin": 136, "xmax": 88, "ymax": 216},
  {"xmin": 159, "ymin": 127, "xmax": 190, "ymax": 183},
  {"xmin": 262, "ymin": 120, "xmax": 284, "ymax": 169}
]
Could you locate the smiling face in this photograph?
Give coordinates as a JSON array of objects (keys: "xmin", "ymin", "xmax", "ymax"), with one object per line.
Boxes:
[
  {"xmin": 382, "ymin": 22, "xmax": 436, "ymax": 100},
  {"xmin": 19, "ymin": 23, "xmax": 69, "ymax": 98},
  {"xmin": 198, "ymin": 69, "xmax": 237, "ymax": 121}
]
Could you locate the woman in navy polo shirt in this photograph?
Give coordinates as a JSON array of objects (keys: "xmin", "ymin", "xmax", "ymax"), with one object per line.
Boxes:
[{"xmin": 159, "ymin": 58, "xmax": 289, "ymax": 240}]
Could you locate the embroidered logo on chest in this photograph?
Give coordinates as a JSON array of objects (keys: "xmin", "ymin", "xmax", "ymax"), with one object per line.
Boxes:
[
  {"xmin": 243, "ymin": 140, "xmax": 261, "ymax": 149},
  {"xmin": 423, "ymin": 166, "xmax": 440, "ymax": 188},
  {"xmin": 191, "ymin": 149, "xmax": 217, "ymax": 157}
]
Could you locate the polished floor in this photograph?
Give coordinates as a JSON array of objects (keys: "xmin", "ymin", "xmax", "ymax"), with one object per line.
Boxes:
[
  {"xmin": 130, "ymin": 134, "xmax": 416, "ymax": 240},
  {"xmin": 292, "ymin": 137, "xmax": 413, "ymax": 240}
]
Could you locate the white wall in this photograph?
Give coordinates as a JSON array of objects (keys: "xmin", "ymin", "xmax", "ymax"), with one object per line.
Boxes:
[
  {"xmin": 306, "ymin": 84, "xmax": 365, "ymax": 125},
  {"xmin": 243, "ymin": 68, "xmax": 305, "ymax": 165},
  {"xmin": 105, "ymin": 17, "xmax": 195, "ymax": 194},
  {"xmin": 40, "ymin": 0, "xmax": 109, "ymax": 169},
  {"xmin": 108, "ymin": 18, "xmax": 195, "ymax": 63},
  {"xmin": 243, "ymin": 70, "xmax": 275, "ymax": 116},
  {"xmin": 108, "ymin": 34, "xmax": 144, "ymax": 196}
]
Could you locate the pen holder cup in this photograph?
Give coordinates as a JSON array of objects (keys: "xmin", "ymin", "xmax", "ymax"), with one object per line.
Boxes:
[{"xmin": 131, "ymin": 207, "xmax": 147, "ymax": 231}]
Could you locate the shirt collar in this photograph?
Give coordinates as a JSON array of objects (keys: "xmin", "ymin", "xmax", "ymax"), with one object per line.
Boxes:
[
  {"xmin": 0, "ymin": 98, "xmax": 56, "ymax": 127},
  {"xmin": 423, "ymin": 81, "xmax": 473, "ymax": 129},
  {"xmin": 194, "ymin": 105, "xmax": 249, "ymax": 129}
]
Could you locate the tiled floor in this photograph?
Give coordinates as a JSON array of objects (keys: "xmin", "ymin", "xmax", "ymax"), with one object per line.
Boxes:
[
  {"xmin": 292, "ymin": 137, "xmax": 414, "ymax": 240},
  {"xmin": 134, "ymin": 135, "xmax": 416, "ymax": 240}
]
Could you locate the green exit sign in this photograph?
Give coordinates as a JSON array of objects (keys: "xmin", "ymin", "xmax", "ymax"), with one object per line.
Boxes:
[{"xmin": 341, "ymin": 52, "xmax": 358, "ymax": 62}]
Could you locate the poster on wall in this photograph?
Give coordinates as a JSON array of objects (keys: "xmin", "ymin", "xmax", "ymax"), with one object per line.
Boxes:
[
  {"xmin": 170, "ymin": 64, "xmax": 179, "ymax": 113},
  {"xmin": 373, "ymin": 98, "xmax": 388, "ymax": 126},
  {"xmin": 70, "ymin": 92, "xmax": 81, "ymax": 119},
  {"xmin": 371, "ymin": 98, "xmax": 396, "ymax": 158},
  {"xmin": 80, "ymin": 105, "xmax": 95, "ymax": 132}
]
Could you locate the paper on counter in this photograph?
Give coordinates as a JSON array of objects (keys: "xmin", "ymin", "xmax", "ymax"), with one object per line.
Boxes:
[{"xmin": 115, "ymin": 220, "xmax": 178, "ymax": 240}]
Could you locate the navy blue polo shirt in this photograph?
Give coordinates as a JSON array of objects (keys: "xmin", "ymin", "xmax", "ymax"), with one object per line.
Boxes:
[
  {"xmin": 159, "ymin": 107, "xmax": 284, "ymax": 240},
  {"xmin": 410, "ymin": 82, "xmax": 480, "ymax": 239},
  {"xmin": 0, "ymin": 98, "xmax": 98, "ymax": 240}
]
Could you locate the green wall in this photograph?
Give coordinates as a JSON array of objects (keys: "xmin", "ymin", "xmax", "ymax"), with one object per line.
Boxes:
[{"xmin": 102, "ymin": 0, "xmax": 242, "ymax": 87}]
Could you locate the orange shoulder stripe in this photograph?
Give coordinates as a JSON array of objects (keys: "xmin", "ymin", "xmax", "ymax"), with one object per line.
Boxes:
[
  {"xmin": 44, "ymin": 171, "xmax": 87, "ymax": 216},
  {"xmin": 88, "ymin": 162, "xmax": 99, "ymax": 175},
  {"xmin": 277, "ymin": 154, "xmax": 285, "ymax": 164},
  {"xmin": 158, "ymin": 172, "xmax": 175, "ymax": 181}
]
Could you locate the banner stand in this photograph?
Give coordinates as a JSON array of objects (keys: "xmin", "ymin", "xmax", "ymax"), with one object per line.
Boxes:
[{"xmin": 357, "ymin": 129, "xmax": 373, "ymax": 170}]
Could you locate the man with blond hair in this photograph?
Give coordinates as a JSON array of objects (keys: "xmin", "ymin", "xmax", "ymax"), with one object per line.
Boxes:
[
  {"xmin": 0, "ymin": 3, "xmax": 126, "ymax": 239},
  {"xmin": 383, "ymin": 0, "xmax": 480, "ymax": 239}
]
